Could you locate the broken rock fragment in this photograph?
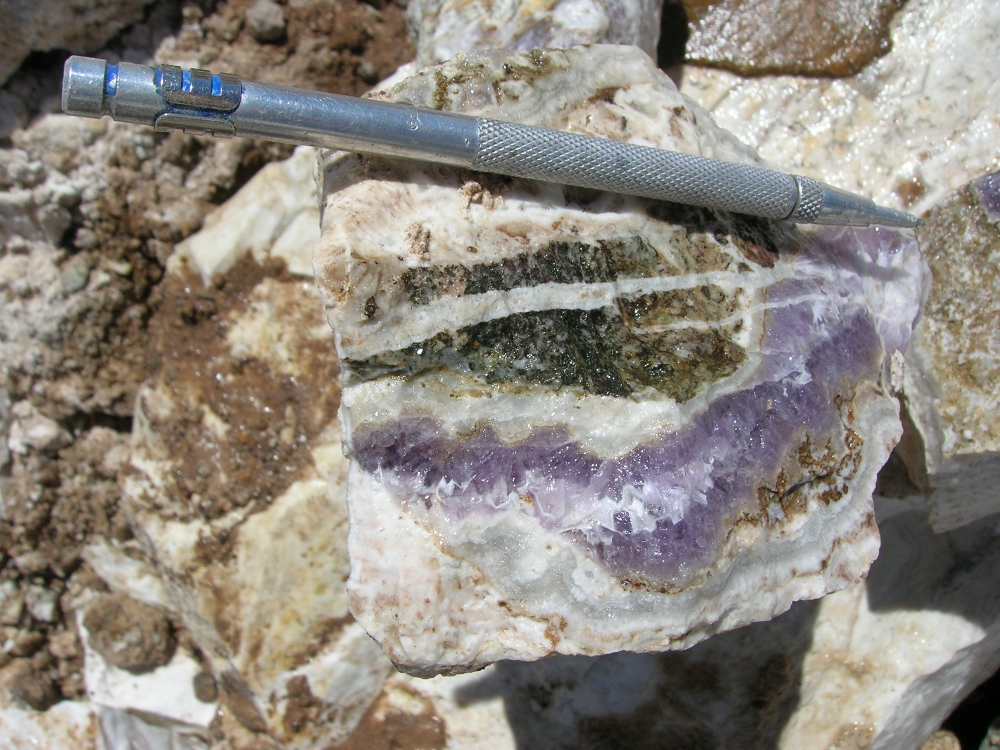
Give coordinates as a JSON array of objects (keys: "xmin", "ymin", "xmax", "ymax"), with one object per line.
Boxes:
[
  {"xmin": 122, "ymin": 149, "xmax": 393, "ymax": 747},
  {"xmin": 681, "ymin": 0, "xmax": 906, "ymax": 77},
  {"xmin": 902, "ymin": 171, "xmax": 1000, "ymax": 531},
  {"xmin": 314, "ymin": 45, "xmax": 926, "ymax": 675}
]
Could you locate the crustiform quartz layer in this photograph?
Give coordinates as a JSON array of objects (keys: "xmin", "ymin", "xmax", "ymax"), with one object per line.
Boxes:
[{"xmin": 314, "ymin": 45, "xmax": 926, "ymax": 675}]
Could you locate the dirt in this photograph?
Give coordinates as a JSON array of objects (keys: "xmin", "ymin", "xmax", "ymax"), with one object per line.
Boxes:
[
  {"xmin": 0, "ymin": 0, "xmax": 414, "ymax": 716},
  {"xmin": 337, "ymin": 686, "xmax": 448, "ymax": 750},
  {"xmin": 142, "ymin": 255, "xmax": 342, "ymax": 524},
  {"xmin": 169, "ymin": 0, "xmax": 415, "ymax": 96}
]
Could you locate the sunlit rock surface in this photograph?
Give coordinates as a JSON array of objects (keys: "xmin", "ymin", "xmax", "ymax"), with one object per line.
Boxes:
[
  {"xmin": 902, "ymin": 172, "xmax": 1000, "ymax": 532},
  {"xmin": 314, "ymin": 45, "xmax": 925, "ymax": 675},
  {"xmin": 406, "ymin": 0, "xmax": 663, "ymax": 69},
  {"xmin": 345, "ymin": 482, "xmax": 1000, "ymax": 750},
  {"xmin": 121, "ymin": 148, "xmax": 394, "ymax": 748},
  {"xmin": 680, "ymin": 0, "xmax": 1000, "ymax": 217},
  {"xmin": 681, "ymin": 0, "xmax": 905, "ymax": 77}
]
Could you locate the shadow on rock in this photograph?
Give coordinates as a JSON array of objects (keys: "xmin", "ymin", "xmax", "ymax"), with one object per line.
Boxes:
[
  {"xmin": 868, "ymin": 492, "xmax": 1000, "ymax": 629},
  {"xmin": 455, "ymin": 600, "xmax": 819, "ymax": 750}
]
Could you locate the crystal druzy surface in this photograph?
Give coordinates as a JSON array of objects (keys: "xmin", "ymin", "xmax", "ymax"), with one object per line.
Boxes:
[{"xmin": 314, "ymin": 46, "xmax": 926, "ymax": 675}]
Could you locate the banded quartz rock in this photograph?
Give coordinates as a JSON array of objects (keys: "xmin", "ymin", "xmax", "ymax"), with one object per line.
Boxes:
[{"xmin": 314, "ymin": 45, "xmax": 926, "ymax": 675}]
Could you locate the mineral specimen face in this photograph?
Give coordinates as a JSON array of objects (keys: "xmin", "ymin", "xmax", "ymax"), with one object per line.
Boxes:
[
  {"xmin": 902, "ymin": 172, "xmax": 1000, "ymax": 532},
  {"xmin": 314, "ymin": 45, "xmax": 925, "ymax": 676}
]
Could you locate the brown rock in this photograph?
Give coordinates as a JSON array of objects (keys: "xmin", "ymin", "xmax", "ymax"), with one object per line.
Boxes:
[
  {"xmin": 194, "ymin": 671, "xmax": 218, "ymax": 703},
  {"xmin": 339, "ymin": 685, "xmax": 447, "ymax": 750},
  {"xmin": 681, "ymin": 0, "xmax": 906, "ymax": 77},
  {"xmin": 47, "ymin": 628, "xmax": 81, "ymax": 660},
  {"xmin": 82, "ymin": 592, "xmax": 176, "ymax": 674},
  {"xmin": 13, "ymin": 550, "xmax": 49, "ymax": 575},
  {"xmin": 10, "ymin": 629, "xmax": 46, "ymax": 657},
  {"xmin": 0, "ymin": 657, "xmax": 60, "ymax": 710}
]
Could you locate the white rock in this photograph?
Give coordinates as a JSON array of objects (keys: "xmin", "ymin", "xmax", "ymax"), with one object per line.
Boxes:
[
  {"xmin": 170, "ymin": 146, "xmax": 318, "ymax": 285},
  {"xmin": 315, "ymin": 45, "xmax": 925, "ymax": 675},
  {"xmin": 82, "ymin": 539, "xmax": 173, "ymax": 612},
  {"xmin": 679, "ymin": 0, "xmax": 1000, "ymax": 217},
  {"xmin": 406, "ymin": 0, "xmax": 664, "ymax": 68},
  {"xmin": 347, "ymin": 492, "xmax": 1000, "ymax": 750},
  {"xmin": 246, "ymin": 0, "xmax": 286, "ymax": 43},
  {"xmin": 23, "ymin": 584, "xmax": 58, "ymax": 622},
  {"xmin": 0, "ymin": 700, "xmax": 208, "ymax": 750},
  {"xmin": 0, "ymin": 701, "xmax": 102, "ymax": 750},
  {"xmin": 7, "ymin": 401, "xmax": 70, "ymax": 454}
]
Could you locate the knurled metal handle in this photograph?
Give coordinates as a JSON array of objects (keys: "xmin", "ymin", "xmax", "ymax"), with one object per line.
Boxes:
[
  {"xmin": 61, "ymin": 55, "xmax": 923, "ymax": 228},
  {"xmin": 473, "ymin": 119, "xmax": 800, "ymax": 220}
]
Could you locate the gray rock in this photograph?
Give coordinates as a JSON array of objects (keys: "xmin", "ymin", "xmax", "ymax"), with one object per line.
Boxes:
[
  {"xmin": 37, "ymin": 204, "xmax": 71, "ymax": 245},
  {"xmin": 245, "ymin": 0, "xmax": 286, "ymax": 43},
  {"xmin": 0, "ymin": 0, "xmax": 155, "ymax": 87},
  {"xmin": 0, "ymin": 92, "xmax": 28, "ymax": 139},
  {"xmin": 59, "ymin": 253, "xmax": 93, "ymax": 294},
  {"xmin": 980, "ymin": 718, "xmax": 1000, "ymax": 750}
]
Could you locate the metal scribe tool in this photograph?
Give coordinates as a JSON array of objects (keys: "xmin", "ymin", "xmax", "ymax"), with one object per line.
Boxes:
[{"xmin": 62, "ymin": 55, "xmax": 922, "ymax": 228}]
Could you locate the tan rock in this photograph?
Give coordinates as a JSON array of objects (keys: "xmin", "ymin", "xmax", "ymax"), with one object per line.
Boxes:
[
  {"xmin": 683, "ymin": 0, "xmax": 906, "ymax": 77},
  {"xmin": 901, "ymin": 173, "xmax": 1000, "ymax": 531},
  {"xmin": 122, "ymin": 149, "xmax": 393, "ymax": 747}
]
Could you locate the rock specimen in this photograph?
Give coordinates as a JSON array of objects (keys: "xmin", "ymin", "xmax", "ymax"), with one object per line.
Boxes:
[
  {"xmin": 323, "ymin": 477, "xmax": 1000, "ymax": 750},
  {"xmin": 314, "ymin": 45, "xmax": 925, "ymax": 675},
  {"xmin": 681, "ymin": 0, "xmax": 906, "ymax": 77},
  {"xmin": 122, "ymin": 148, "xmax": 394, "ymax": 748},
  {"xmin": 405, "ymin": 0, "xmax": 663, "ymax": 69},
  {"xmin": 902, "ymin": 172, "xmax": 1000, "ymax": 531},
  {"xmin": 680, "ymin": 0, "xmax": 1000, "ymax": 217}
]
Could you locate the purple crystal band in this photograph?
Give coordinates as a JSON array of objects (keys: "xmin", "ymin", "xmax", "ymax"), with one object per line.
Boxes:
[
  {"xmin": 977, "ymin": 171, "xmax": 1000, "ymax": 221},
  {"xmin": 353, "ymin": 309, "xmax": 881, "ymax": 584},
  {"xmin": 349, "ymin": 226, "xmax": 916, "ymax": 585}
]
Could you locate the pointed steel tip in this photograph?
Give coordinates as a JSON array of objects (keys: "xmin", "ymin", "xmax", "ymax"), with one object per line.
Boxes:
[{"xmin": 872, "ymin": 204, "xmax": 924, "ymax": 229}]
